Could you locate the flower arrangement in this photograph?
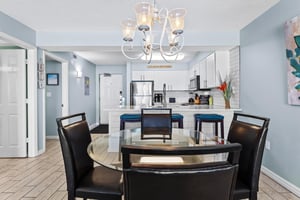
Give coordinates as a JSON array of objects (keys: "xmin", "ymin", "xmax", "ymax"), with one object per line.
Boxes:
[{"xmin": 218, "ymin": 75, "xmax": 233, "ymax": 108}]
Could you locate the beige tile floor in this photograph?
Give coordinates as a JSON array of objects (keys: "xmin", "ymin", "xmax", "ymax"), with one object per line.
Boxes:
[{"xmin": 0, "ymin": 138, "xmax": 299, "ymax": 200}]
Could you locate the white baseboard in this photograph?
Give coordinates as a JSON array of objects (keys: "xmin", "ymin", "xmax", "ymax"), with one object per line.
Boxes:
[
  {"xmin": 37, "ymin": 148, "xmax": 45, "ymax": 156},
  {"xmin": 261, "ymin": 166, "xmax": 300, "ymax": 197},
  {"xmin": 89, "ymin": 122, "xmax": 99, "ymax": 130}
]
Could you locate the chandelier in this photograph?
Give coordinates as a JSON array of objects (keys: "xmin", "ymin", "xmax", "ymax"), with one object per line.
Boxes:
[{"xmin": 121, "ymin": 1, "xmax": 186, "ymax": 63}]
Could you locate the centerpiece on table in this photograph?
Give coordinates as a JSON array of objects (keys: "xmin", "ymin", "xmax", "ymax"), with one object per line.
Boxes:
[{"xmin": 218, "ymin": 75, "xmax": 233, "ymax": 109}]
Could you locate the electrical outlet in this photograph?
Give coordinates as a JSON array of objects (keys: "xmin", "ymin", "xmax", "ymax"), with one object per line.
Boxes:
[{"xmin": 265, "ymin": 140, "xmax": 271, "ymax": 150}]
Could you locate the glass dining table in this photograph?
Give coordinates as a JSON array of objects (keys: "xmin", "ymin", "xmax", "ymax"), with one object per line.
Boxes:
[{"xmin": 87, "ymin": 128, "xmax": 229, "ymax": 171}]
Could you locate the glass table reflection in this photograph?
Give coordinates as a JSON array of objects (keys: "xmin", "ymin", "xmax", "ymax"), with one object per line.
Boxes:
[{"xmin": 87, "ymin": 128, "xmax": 228, "ymax": 171}]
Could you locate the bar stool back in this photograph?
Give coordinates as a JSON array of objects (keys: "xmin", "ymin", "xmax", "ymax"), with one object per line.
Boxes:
[{"xmin": 194, "ymin": 114, "xmax": 224, "ymax": 139}]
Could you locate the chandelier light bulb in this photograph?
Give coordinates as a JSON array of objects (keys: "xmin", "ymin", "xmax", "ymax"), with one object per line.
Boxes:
[
  {"xmin": 135, "ymin": 2, "xmax": 153, "ymax": 31},
  {"xmin": 121, "ymin": 19, "xmax": 136, "ymax": 41},
  {"xmin": 168, "ymin": 8, "xmax": 186, "ymax": 35}
]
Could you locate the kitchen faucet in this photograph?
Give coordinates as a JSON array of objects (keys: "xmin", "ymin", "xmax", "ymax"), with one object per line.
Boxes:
[{"xmin": 162, "ymin": 83, "xmax": 167, "ymax": 107}]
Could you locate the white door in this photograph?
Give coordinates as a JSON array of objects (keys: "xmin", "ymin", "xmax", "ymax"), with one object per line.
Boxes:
[
  {"xmin": 100, "ymin": 74, "xmax": 122, "ymax": 124},
  {"xmin": 0, "ymin": 49, "xmax": 27, "ymax": 157}
]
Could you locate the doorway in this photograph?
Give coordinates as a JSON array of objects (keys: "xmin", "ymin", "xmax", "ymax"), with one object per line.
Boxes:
[
  {"xmin": 42, "ymin": 52, "xmax": 69, "ymax": 141},
  {"xmin": 99, "ymin": 74, "xmax": 123, "ymax": 124}
]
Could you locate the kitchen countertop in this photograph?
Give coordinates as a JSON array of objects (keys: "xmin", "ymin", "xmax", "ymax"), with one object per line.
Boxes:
[{"xmin": 105, "ymin": 104, "xmax": 240, "ymax": 111}]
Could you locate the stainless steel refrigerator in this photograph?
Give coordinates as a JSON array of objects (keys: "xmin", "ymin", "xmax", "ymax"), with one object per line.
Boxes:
[{"xmin": 130, "ymin": 80, "xmax": 154, "ymax": 107}]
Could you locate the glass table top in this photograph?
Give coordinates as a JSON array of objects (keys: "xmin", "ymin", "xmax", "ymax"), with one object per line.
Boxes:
[{"xmin": 88, "ymin": 128, "xmax": 229, "ymax": 171}]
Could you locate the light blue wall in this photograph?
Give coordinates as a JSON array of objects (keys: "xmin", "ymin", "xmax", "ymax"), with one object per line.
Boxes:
[
  {"xmin": 45, "ymin": 61, "xmax": 62, "ymax": 136},
  {"xmin": 241, "ymin": 0, "xmax": 300, "ymax": 188},
  {"xmin": 53, "ymin": 52, "xmax": 97, "ymax": 126},
  {"xmin": 0, "ymin": 11, "xmax": 35, "ymax": 46}
]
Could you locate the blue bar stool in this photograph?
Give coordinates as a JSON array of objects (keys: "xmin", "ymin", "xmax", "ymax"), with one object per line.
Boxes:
[
  {"xmin": 171, "ymin": 113, "xmax": 184, "ymax": 128},
  {"xmin": 120, "ymin": 113, "xmax": 184, "ymax": 130},
  {"xmin": 194, "ymin": 114, "xmax": 224, "ymax": 139},
  {"xmin": 120, "ymin": 114, "xmax": 141, "ymax": 130}
]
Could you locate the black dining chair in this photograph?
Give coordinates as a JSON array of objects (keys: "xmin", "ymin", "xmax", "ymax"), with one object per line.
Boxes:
[
  {"xmin": 56, "ymin": 113, "xmax": 123, "ymax": 200},
  {"xmin": 227, "ymin": 113, "xmax": 270, "ymax": 200},
  {"xmin": 122, "ymin": 143, "xmax": 242, "ymax": 200},
  {"xmin": 141, "ymin": 108, "xmax": 172, "ymax": 139}
]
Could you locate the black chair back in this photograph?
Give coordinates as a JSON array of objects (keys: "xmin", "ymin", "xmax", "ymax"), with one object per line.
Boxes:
[
  {"xmin": 227, "ymin": 113, "xmax": 270, "ymax": 200},
  {"xmin": 57, "ymin": 112, "xmax": 123, "ymax": 200},
  {"xmin": 122, "ymin": 144, "xmax": 242, "ymax": 200},
  {"xmin": 141, "ymin": 108, "xmax": 172, "ymax": 139},
  {"xmin": 56, "ymin": 113, "xmax": 93, "ymax": 193}
]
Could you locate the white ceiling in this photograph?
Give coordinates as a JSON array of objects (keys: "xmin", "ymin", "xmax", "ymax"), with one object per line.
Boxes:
[{"xmin": 0, "ymin": 0, "xmax": 280, "ymax": 65}]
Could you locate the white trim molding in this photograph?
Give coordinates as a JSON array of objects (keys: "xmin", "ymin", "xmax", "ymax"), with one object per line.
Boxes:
[{"xmin": 262, "ymin": 166, "xmax": 300, "ymax": 197}]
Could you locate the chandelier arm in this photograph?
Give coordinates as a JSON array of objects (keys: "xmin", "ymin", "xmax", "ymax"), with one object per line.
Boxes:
[
  {"xmin": 121, "ymin": 42, "xmax": 144, "ymax": 60},
  {"xmin": 160, "ymin": 49, "xmax": 179, "ymax": 63},
  {"xmin": 159, "ymin": 8, "xmax": 169, "ymax": 54},
  {"xmin": 147, "ymin": 51, "xmax": 153, "ymax": 64}
]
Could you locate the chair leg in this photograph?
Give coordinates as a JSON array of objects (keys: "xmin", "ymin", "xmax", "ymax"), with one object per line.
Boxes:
[
  {"xmin": 179, "ymin": 120, "xmax": 183, "ymax": 128},
  {"xmin": 199, "ymin": 121, "xmax": 202, "ymax": 132},
  {"xmin": 214, "ymin": 122, "xmax": 218, "ymax": 137},
  {"xmin": 220, "ymin": 120, "xmax": 224, "ymax": 139},
  {"xmin": 194, "ymin": 119, "xmax": 198, "ymax": 131},
  {"xmin": 120, "ymin": 120, "xmax": 125, "ymax": 130},
  {"xmin": 249, "ymin": 191, "xmax": 257, "ymax": 200},
  {"xmin": 68, "ymin": 192, "xmax": 75, "ymax": 200}
]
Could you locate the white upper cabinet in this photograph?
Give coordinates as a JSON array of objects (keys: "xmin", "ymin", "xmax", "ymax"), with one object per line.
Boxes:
[
  {"xmin": 199, "ymin": 59, "xmax": 207, "ymax": 88},
  {"xmin": 132, "ymin": 71, "xmax": 154, "ymax": 81},
  {"xmin": 132, "ymin": 70, "xmax": 189, "ymax": 91},
  {"xmin": 206, "ymin": 53, "xmax": 216, "ymax": 88},
  {"xmin": 198, "ymin": 51, "xmax": 229, "ymax": 89},
  {"xmin": 199, "ymin": 53, "xmax": 215, "ymax": 89},
  {"xmin": 215, "ymin": 51, "xmax": 230, "ymax": 86}
]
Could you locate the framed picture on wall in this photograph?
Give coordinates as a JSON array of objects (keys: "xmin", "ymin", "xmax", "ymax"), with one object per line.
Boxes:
[
  {"xmin": 285, "ymin": 16, "xmax": 300, "ymax": 105},
  {"xmin": 46, "ymin": 73, "xmax": 59, "ymax": 86},
  {"xmin": 84, "ymin": 76, "xmax": 90, "ymax": 95}
]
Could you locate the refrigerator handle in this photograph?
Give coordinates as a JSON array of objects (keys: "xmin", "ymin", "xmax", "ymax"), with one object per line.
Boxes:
[{"xmin": 130, "ymin": 83, "xmax": 133, "ymax": 106}]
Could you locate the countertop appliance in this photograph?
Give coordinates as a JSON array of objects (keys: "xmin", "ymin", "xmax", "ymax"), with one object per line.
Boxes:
[
  {"xmin": 130, "ymin": 80, "xmax": 154, "ymax": 107},
  {"xmin": 189, "ymin": 75, "xmax": 200, "ymax": 91},
  {"xmin": 199, "ymin": 95, "xmax": 210, "ymax": 105},
  {"xmin": 154, "ymin": 93, "xmax": 163, "ymax": 103}
]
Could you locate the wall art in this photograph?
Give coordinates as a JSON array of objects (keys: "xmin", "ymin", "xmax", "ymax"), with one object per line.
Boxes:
[
  {"xmin": 285, "ymin": 16, "xmax": 300, "ymax": 105},
  {"xmin": 46, "ymin": 73, "xmax": 59, "ymax": 86}
]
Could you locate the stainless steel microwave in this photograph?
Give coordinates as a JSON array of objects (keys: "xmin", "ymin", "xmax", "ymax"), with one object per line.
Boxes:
[{"xmin": 189, "ymin": 75, "xmax": 200, "ymax": 90}]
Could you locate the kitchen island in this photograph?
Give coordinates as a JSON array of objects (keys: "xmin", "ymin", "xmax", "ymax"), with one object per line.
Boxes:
[{"xmin": 105, "ymin": 105, "xmax": 241, "ymax": 138}]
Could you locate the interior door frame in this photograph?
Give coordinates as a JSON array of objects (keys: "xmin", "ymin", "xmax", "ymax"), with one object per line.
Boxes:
[
  {"xmin": 0, "ymin": 32, "xmax": 38, "ymax": 157},
  {"xmin": 42, "ymin": 51, "xmax": 69, "ymax": 144},
  {"xmin": 98, "ymin": 73, "xmax": 123, "ymax": 124}
]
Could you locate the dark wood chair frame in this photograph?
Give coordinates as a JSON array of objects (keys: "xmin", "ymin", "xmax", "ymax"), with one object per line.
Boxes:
[
  {"xmin": 56, "ymin": 113, "xmax": 123, "ymax": 200},
  {"xmin": 122, "ymin": 143, "xmax": 242, "ymax": 200},
  {"xmin": 228, "ymin": 113, "xmax": 270, "ymax": 200}
]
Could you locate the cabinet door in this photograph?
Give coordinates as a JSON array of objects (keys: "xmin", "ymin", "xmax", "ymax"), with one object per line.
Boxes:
[
  {"xmin": 206, "ymin": 53, "xmax": 216, "ymax": 88},
  {"xmin": 132, "ymin": 71, "xmax": 154, "ymax": 80},
  {"xmin": 215, "ymin": 51, "xmax": 229, "ymax": 86},
  {"xmin": 199, "ymin": 59, "xmax": 207, "ymax": 88},
  {"xmin": 132, "ymin": 71, "xmax": 144, "ymax": 80},
  {"xmin": 153, "ymin": 72, "xmax": 165, "ymax": 90},
  {"xmin": 168, "ymin": 71, "xmax": 189, "ymax": 90}
]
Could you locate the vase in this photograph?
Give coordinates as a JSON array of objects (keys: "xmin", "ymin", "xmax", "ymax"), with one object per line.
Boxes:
[{"xmin": 224, "ymin": 99, "xmax": 231, "ymax": 109}]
